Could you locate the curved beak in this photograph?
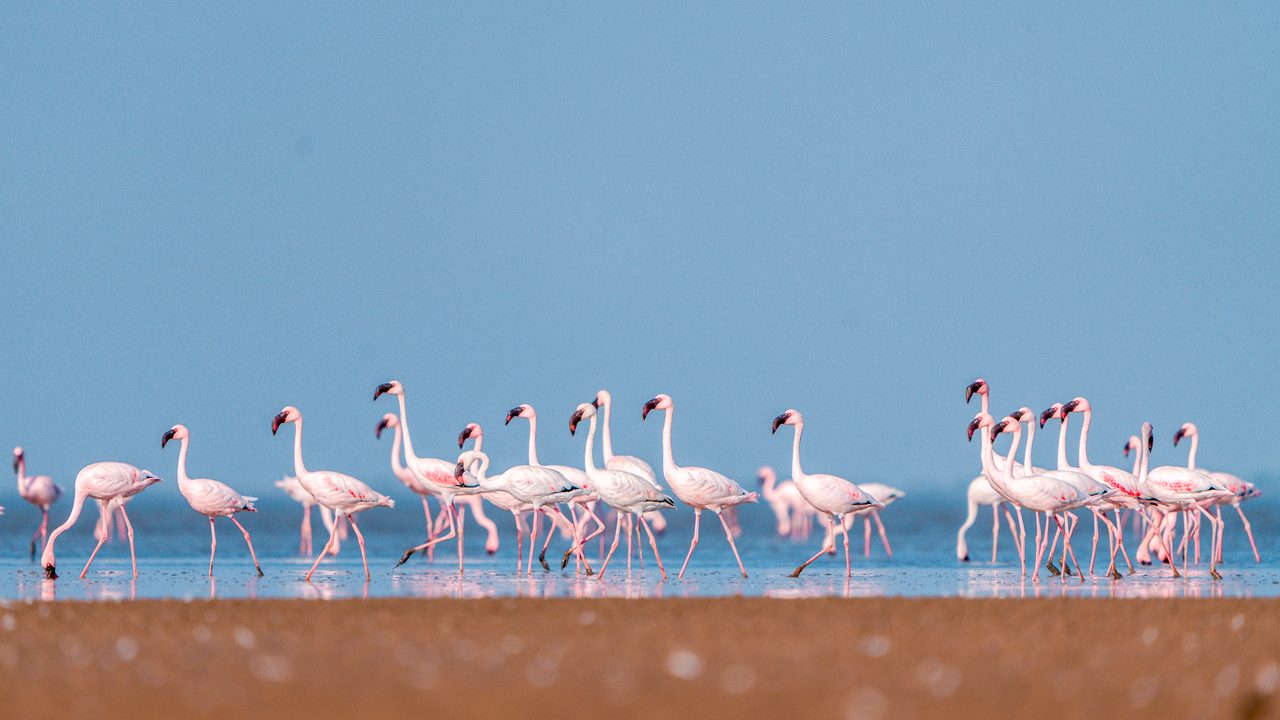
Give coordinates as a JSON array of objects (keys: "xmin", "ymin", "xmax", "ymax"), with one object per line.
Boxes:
[
  {"xmin": 990, "ymin": 419, "xmax": 1010, "ymax": 440},
  {"xmin": 376, "ymin": 418, "xmax": 390, "ymax": 439},
  {"xmin": 505, "ymin": 407, "xmax": 521, "ymax": 426},
  {"xmin": 569, "ymin": 410, "xmax": 584, "ymax": 436},
  {"xmin": 1173, "ymin": 427, "xmax": 1186, "ymax": 446},
  {"xmin": 642, "ymin": 398, "xmax": 660, "ymax": 420},
  {"xmin": 457, "ymin": 426, "xmax": 473, "ymax": 448},
  {"xmin": 591, "ymin": 397, "xmax": 600, "ymax": 409},
  {"xmin": 453, "ymin": 461, "xmax": 466, "ymax": 482},
  {"xmin": 272, "ymin": 412, "xmax": 288, "ymax": 436},
  {"xmin": 771, "ymin": 413, "xmax": 789, "ymax": 434},
  {"xmin": 967, "ymin": 417, "xmax": 981, "ymax": 442},
  {"xmin": 1061, "ymin": 399, "xmax": 1080, "ymax": 415},
  {"xmin": 1147, "ymin": 433, "xmax": 1154, "ymax": 452},
  {"xmin": 965, "ymin": 381, "xmax": 982, "ymax": 404},
  {"xmin": 161, "ymin": 428, "xmax": 177, "ymax": 448},
  {"xmin": 12, "ymin": 454, "xmax": 19, "ymax": 473},
  {"xmin": 373, "ymin": 382, "xmax": 393, "ymax": 401},
  {"xmin": 1123, "ymin": 442, "xmax": 1131, "ymax": 458},
  {"xmin": 1038, "ymin": 407, "xmax": 1056, "ymax": 429}
]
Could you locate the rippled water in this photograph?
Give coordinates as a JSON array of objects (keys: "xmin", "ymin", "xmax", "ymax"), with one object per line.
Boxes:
[{"xmin": 0, "ymin": 495, "xmax": 1274, "ymax": 601}]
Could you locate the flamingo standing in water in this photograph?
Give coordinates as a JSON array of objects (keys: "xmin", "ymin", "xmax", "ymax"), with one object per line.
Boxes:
[
  {"xmin": 274, "ymin": 475, "xmax": 338, "ymax": 556},
  {"xmin": 161, "ymin": 424, "xmax": 263, "ymax": 577},
  {"xmin": 377, "ymin": 413, "xmax": 442, "ymax": 560},
  {"xmin": 1145, "ymin": 424, "xmax": 1233, "ymax": 579},
  {"xmin": 771, "ymin": 409, "xmax": 881, "ymax": 577},
  {"xmin": 458, "ymin": 422, "xmax": 552, "ymax": 575},
  {"xmin": 961, "ymin": 379, "xmax": 1027, "ymax": 561},
  {"xmin": 643, "ymin": 394, "xmax": 757, "ymax": 578},
  {"xmin": 272, "ymin": 406, "xmax": 394, "ymax": 581},
  {"xmin": 569, "ymin": 403, "xmax": 674, "ymax": 578},
  {"xmin": 758, "ymin": 466, "xmax": 806, "ymax": 538},
  {"xmin": 830, "ymin": 483, "xmax": 904, "ymax": 559},
  {"xmin": 13, "ymin": 447, "xmax": 62, "ymax": 560},
  {"xmin": 1174, "ymin": 423, "xmax": 1262, "ymax": 563},
  {"xmin": 594, "ymin": 390, "xmax": 667, "ymax": 533},
  {"xmin": 41, "ymin": 462, "xmax": 163, "ymax": 579}
]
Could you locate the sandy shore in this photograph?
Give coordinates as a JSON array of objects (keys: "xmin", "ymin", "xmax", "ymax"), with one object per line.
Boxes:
[{"xmin": 1, "ymin": 597, "xmax": 1277, "ymax": 719}]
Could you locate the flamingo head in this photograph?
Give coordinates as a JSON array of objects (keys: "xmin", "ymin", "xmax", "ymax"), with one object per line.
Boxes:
[
  {"xmin": 1123, "ymin": 435, "xmax": 1140, "ymax": 458},
  {"xmin": 506, "ymin": 404, "xmax": 534, "ymax": 425},
  {"xmin": 12, "ymin": 447, "xmax": 22, "ymax": 473},
  {"xmin": 990, "ymin": 415, "xmax": 1019, "ymax": 442},
  {"xmin": 772, "ymin": 409, "xmax": 802, "ymax": 434},
  {"xmin": 1173, "ymin": 422, "xmax": 1197, "ymax": 446},
  {"xmin": 967, "ymin": 412, "xmax": 993, "ymax": 441},
  {"xmin": 161, "ymin": 424, "xmax": 189, "ymax": 448},
  {"xmin": 375, "ymin": 413, "xmax": 398, "ymax": 439},
  {"xmin": 1039, "ymin": 402, "xmax": 1064, "ymax": 428},
  {"xmin": 373, "ymin": 380, "xmax": 403, "ymax": 401},
  {"xmin": 757, "ymin": 466, "xmax": 776, "ymax": 483},
  {"xmin": 1060, "ymin": 397, "xmax": 1090, "ymax": 416},
  {"xmin": 642, "ymin": 394, "xmax": 673, "ymax": 420},
  {"xmin": 569, "ymin": 403, "xmax": 596, "ymax": 435},
  {"xmin": 458, "ymin": 422, "xmax": 483, "ymax": 448},
  {"xmin": 1009, "ymin": 407, "xmax": 1035, "ymax": 426},
  {"xmin": 272, "ymin": 406, "xmax": 301, "ymax": 435},
  {"xmin": 965, "ymin": 378, "xmax": 988, "ymax": 404},
  {"xmin": 454, "ymin": 450, "xmax": 487, "ymax": 484},
  {"xmin": 1142, "ymin": 422, "xmax": 1154, "ymax": 452},
  {"xmin": 593, "ymin": 389, "xmax": 612, "ymax": 409}
]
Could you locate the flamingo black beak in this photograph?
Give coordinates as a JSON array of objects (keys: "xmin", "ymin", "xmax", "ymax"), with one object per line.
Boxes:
[
  {"xmin": 373, "ymin": 382, "xmax": 394, "ymax": 401},
  {"xmin": 1039, "ymin": 407, "xmax": 1056, "ymax": 428},
  {"xmin": 990, "ymin": 419, "xmax": 1010, "ymax": 440},
  {"xmin": 772, "ymin": 412, "xmax": 790, "ymax": 434},
  {"xmin": 12, "ymin": 454, "xmax": 19, "ymax": 473},
  {"xmin": 1123, "ymin": 442, "xmax": 1131, "ymax": 458},
  {"xmin": 505, "ymin": 407, "xmax": 521, "ymax": 426},
  {"xmin": 1147, "ymin": 433, "xmax": 1154, "ymax": 452},
  {"xmin": 1173, "ymin": 427, "xmax": 1186, "ymax": 446},
  {"xmin": 1061, "ymin": 399, "xmax": 1080, "ymax": 415},
  {"xmin": 569, "ymin": 409, "xmax": 584, "ymax": 436},
  {"xmin": 458, "ymin": 426, "xmax": 473, "ymax": 448},
  {"xmin": 272, "ymin": 412, "xmax": 288, "ymax": 436},
  {"xmin": 591, "ymin": 397, "xmax": 600, "ymax": 409},
  {"xmin": 642, "ymin": 398, "xmax": 660, "ymax": 420},
  {"xmin": 967, "ymin": 417, "xmax": 981, "ymax": 442},
  {"xmin": 376, "ymin": 418, "xmax": 390, "ymax": 439},
  {"xmin": 161, "ymin": 428, "xmax": 177, "ymax": 448},
  {"xmin": 453, "ymin": 461, "xmax": 466, "ymax": 482},
  {"xmin": 44, "ymin": 564, "xmax": 57, "ymax": 579},
  {"xmin": 965, "ymin": 381, "xmax": 983, "ymax": 404}
]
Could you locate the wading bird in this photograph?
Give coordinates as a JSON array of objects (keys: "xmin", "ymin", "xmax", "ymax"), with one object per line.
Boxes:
[
  {"xmin": 13, "ymin": 447, "xmax": 61, "ymax": 560},
  {"xmin": 41, "ymin": 462, "xmax": 162, "ymax": 579}
]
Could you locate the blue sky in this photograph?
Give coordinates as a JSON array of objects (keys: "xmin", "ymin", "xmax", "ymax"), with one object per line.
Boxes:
[{"xmin": 2, "ymin": 4, "xmax": 1277, "ymax": 504}]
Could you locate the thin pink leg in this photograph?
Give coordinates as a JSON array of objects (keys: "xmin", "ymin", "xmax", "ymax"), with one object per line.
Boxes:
[
  {"xmin": 563, "ymin": 503, "xmax": 606, "ymax": 570},
  {"xmin": 118, "ymin": 505, "xmax": 138, "ymax": 580},
  {"xmin": 639, "ymin": 515, "xmax": 667, "ymax": 580},
  {"xmin": 791, "ymin": 515, "xmax": 837, "ymax": 577},
  {"xmin": 840, "ymin": 513, "xmax": 853, "ymax": 577},
  {"xmin": 873, "ymin": 511, "xmax": 892, "ymax": 558},
  {"xmin": 716, "ymin": 510, "xmax": 749, "ymax": 578},
  {"xmin": 230, "ymin": 516, "xmax": 264, "ymax": 577},
  {"xmin": 1236, "ymin": 504, "xmax": 1261, "ymax": 562},
  {"xmin": 551, "ymin": 507, "xmax": 593, "ymax": 574},
  {"xmin": 597, "ymin": 513, "xmax": 625, "ymax": 579},
  {"xmin": 80, "ymin": 527, "xmax": 111, "ymax": 579},
  {"xmin": 1193, "ymin": 504, "xmax": 1222, "ymax": 579},
  {"xmin": 513, "ymin": 512, "xmax": 526, "ymax": 575},
  {"xmin": 625, "ymin": 514, "xmax": 634, "ymax": 574},
  {"xmin": 455, "ymin": 503, "xmax": 467, "ymax": 574},
  {"xmin": 300, "ymin": 506, "xmax": 312, "ymax": 556},
  {"xmin": 305, "ymin": 521, "xmax": 338, "ymax": 581},
  {"xmin": 1149, "ymin": 509, "xmax": 1180, "ymax": 578},
  {"xmin": 1030, "ymin": 513, "xmax": 1051, "ymax": 583},
  {"xmin": 1114, "ymin": 509, "xmax": 1135, "ymax": 573},
  {"xmin": 635, "ymin": 518, "xmax": 645, "ymax": 570},
  {"xmin": 538, "ymin": 508, "xmax": 557, "ymax": 571},
  {"xmin": 347, "ymin": 513, "xmax": 371, "ymax": 581},
  {"xmin": 863, "ymin": 516, "xmax": 872, "ymax": 558},
  {"xmin": 991, "ymin": 504, "xmax": 1000, "ymax": 564},
  {"xmin": 1003, "ymin": 506, "xmax": 1020, "ymax": 557},
  {"xmin": 527, "ymin": 507, "xmax": 540, "ymax": 576},
  {"xmin": 677, "ymin": 509, "xmax": 701, "ymax": 579},
  {"xmin": 396, "ymin": 498, "xmax": 459, "ymax": 566},
  {"xmin": 1089, "ymin": 512, "xmax": 1099, "ymax": 575},
  {"xmin": 208, "ymin": 517, "xmax": 217, "ymax": 576}
]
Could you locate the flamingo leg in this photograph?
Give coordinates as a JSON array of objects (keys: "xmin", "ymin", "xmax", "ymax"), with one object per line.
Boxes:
[
  {"xmin": 538, "ymin": 508, "xmax": 556, "ymax": 572},
  {"xmin": 639, "ymin": 515, "xmax": 667, "ymax": 580},
  {"xmin": 563, "ymin": 503, "xmax": 606, "ymax": 570},
  {"xmin": 625, "ymin": 514, "xmax": 634, "ymax": 574},
  {"xmin": 1059, "ymin": 515, "xmax": 1084, "ymax": 582},
  {"xmin": 1114, "ymin": 509, "xmax": 1136, "ymax": 573},
  {"xmin": 863, "ymin": 516, "xmax": 872, "ymax": 558},
  {"xmin": 78, "ymin": 523, "xmax": 112, "ymax": 579},
  {"xmin": 397, "ymin": 498, "xmax": 459, "ymax": 566},
  {"xmin": 1089, "ymin": 512, "xmax": 1100, "ymax": 576},
  {"xmin": 346, "ymin": 513, "xmax": 371, "ymax": 581},
  {"xmin": 1045, "ymin": 523, "xmax": 1061, "ymax": 576},
  {"xmin": 229, "ymin": 516, "xmax": 264, "ymax": 577},
  {"xmin": 305, "ymin": 520, "xmax": 339, "ymax": 581},
  {"xmin": 873, "ymin": 511, "xmax": 892, "ymax": 558},
  {"xmin": 635, "ymin": 518, "xmax": 645, "ymax": 570},
  {"xmin": 1235, "ymin": 504, "xmax": 1261, "ymax": 563},
  {"xmin": 1030, "ymin": 512, "xmax": 1052, "ymax": 583},
  {"xmin": 716, "ymin": 510, "xmax": 749, "ymax": 578},
  {"xmin": 300, "ymin": 506, "xmax": 312, "ymax": 556},
  {"xmin": 597, "ymin": 512, "xmax": 625, "ymax": 579},
  {"xmin": 455, "ymin": 502, "xmax": 467, "ymax": 574},
  {"xmin": 1148, "ymin": 509, "xmax": 1181, "ymax": 578},
  {"xmin": 991, "ymin": 503, "xmax": 1000, "ymax": 563},
  {"xmin": 677, "ymin": 509, "xmax": 701, "ymax": 579},
  {"xmin": 118, "ymin": 504, "xmax": 138, "ymax": 580},
  {"xmin": 1003, "ymin": 506, "xmax": 1021, "ymax": 557},
  {"xmin": 208, "ymin": 517, "xmax": 218, "ymax": 576},
  {"xmin": 791, "ymin": 515, "xmax": 838, "ymax": 577},
  {"xmin": 840, "ymin": 512, "xmax": 853, "ymax": 577},
  {"xmin": 1193, "ymin": 504, "xmax": 1222, "ymax": 580},
  {"xmin": 957, "ymin": 498, "xmax": 979, "ymax": 562},
  {"xmin": 551, "ymin": 506, "xmax": 593, "ymax": 575},
  {"xmin": 527, "ymin": 507, "xmax": 540, "ymax": 576}
]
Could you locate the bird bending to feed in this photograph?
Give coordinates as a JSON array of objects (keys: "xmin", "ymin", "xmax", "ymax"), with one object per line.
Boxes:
[
  {"xmin": 772, "ymin": 409, "xmax": 882, "ymax": 577},
  {"xmin": 14, "ymin": 447, "xmax": 62, "ymax": 561},
  {"xmin": 570, "ymin": 403, "xmax": 674, "ymax": 579},
  {"xmin": 274, "ymin": 475, "xmax": 338, "ymax": 557},
  {"xmin": 643, "ymin": 394, "xmax": 757, "ymax": 578},
  {"xmin": 273, "ymin": 406, "xmax": 394, "ymax": 581},
  {"xmin": 162, "ymin": 425, "xmax": 263, "ymax": 577},
  {"xmin": 41, "ymin": 462, "xmax": 163, "ymax": 579}
]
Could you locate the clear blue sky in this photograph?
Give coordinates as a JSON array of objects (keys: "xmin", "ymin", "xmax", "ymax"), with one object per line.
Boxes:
[{"xmin": 2, "ymin": 4, "xmax": 1277, "ymax": 504}]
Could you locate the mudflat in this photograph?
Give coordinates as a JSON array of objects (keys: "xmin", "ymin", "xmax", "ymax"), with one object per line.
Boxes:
[{"xmin": 1, "ymin": 597, "xmax": 1277, "ymax": 719}]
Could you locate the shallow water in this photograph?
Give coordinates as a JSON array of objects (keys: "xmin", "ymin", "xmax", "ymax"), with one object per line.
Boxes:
[{"xmin": 0, "ymin": 496, "xmax": 1274, "ymax": 601}]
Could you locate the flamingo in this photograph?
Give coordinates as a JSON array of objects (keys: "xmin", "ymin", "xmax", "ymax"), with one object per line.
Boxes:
[
  {"xmin": 376, "ymin": 412, "xmax": 443, "ymax": 560},
  {"xmin": 771, "ymin": 409, "xmax": 881, "ymax": 577},
  {"xmin": 758, "ymin": 466, "xmax": 799, "ymax": 537},
  {"xmin": 458, "ymin": 422, "xmax": 555, "ymax": 575},
  {"xmin": 1145, "ymin": 424, "xmax": 1233, "ymax": 579},
  {"xmin": 373, "ymin": 379, "xmax": 496, "ymax": 568},
  {"xmin": 834, "ymin": 483, "xmax": 904, "ymax": 558},
  {"xmin": 1174, "ymin": 423, "xmax": 1262, "ymax": 563},
  {"xmin": 161, "ymin": 425, "xmax": 263, "ymax": 577},
  {"xmin": 594, "ymin": 390, "xmax": 667, "ymax": 533},
  {"xmin": 569, "ymin": 403, "xmax": 674, "ymax": 579},
  {"xmin": 643, "ymin": 394, "xmax": 757, "ymax": 578},
  {"xmin": 13, "ymin": 447, "xmax": 62, "ymax": 560},
  {"xmin": 505, "ymin": 404, "xmax": 605, "ymax": 570},
  {"xmin": 272, "ymin": 406, "xmax": 394, "ymax": 581},
  {"xmin": 956, "ymin": 476, "xmax": 1022, "ymax": 563},
  {"xmin": 452, "ymin": 449, "xmax": 594, "ymax": 575},
  {"xmin": 41, "ymin": 462, "xmax": 163, "ymax": 579},
  {"xmin": 274, "ymin": 475, "xmax": 338, "ymax": 556}
]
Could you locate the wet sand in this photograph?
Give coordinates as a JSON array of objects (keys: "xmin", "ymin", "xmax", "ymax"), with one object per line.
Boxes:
[{"xmin": 1, "ymin": 597, "xmax": 1277, "ymax": 719}]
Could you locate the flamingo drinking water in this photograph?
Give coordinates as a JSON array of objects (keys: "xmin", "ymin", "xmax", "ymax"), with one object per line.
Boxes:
[{"xmin": 41, "ymin": 462, "xmax": 163, "ymax": 579}]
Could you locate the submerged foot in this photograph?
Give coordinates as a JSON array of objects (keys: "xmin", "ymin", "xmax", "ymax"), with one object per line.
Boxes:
[
  {"xmin": 395, "ymin": 550, "xmax": 415, "ymax": 567},
  {"xmin": 1046, "ymin": 560, "xmax": 1061, "ymax": 576}
]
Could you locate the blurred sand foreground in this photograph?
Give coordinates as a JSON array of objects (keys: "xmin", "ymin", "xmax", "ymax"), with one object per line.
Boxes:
[{"xmin": 0, "ymin": 598, "xmax": 1276, "ymax": 719}]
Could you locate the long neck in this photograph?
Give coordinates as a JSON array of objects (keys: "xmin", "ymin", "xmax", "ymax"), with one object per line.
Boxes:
[
  {"xmin": 177, "ymin": 437, "xmax": 192, "ymax": 484},
  {"xmin": 761, "ymin": 473, "xmax": 777, "ymax": 500},
  {"xmin": 397, "ymin": 393, "xmax": 420, "ymax": 463},
  {"xmin": 15, "ymin": 457, "xmax": 25, "ymax": 493},
  {"xmin": 390, "ymin": 425, "xmax": 406, "ymax": 475},
  {"xmin": 790, "ymin": 423, "xmax": 804, "ymax": 481},
  {"xmin": 995, "ymin": 431, "xmax": 1021, "ymax": 493},
  {"xmin": 526, "ymin": 416, "xmax": 540, "ymax": 465},
  {"xmin": 473, "ymin": 432, "xmax": 483, "ymax": 453},
  {"xmin": 1187, "ymin": 434, "xmax": 1198, "ymax": 469},
  {"xmin": 42, "ymin": 490, "xmax": 89, "ymax": 565},
  {"xmin": 1077, "ymin": 410, "xmax": 1093, "ymax": 468},
  {"xmin": 474, "ymin": 457, "xmax": 499, "ymax": 490},
  {"xmin": 601, "ymin": 401, "xmax": 615, "ymax": 461},
  {"xmin": 1057, "ymin": 414, "xmax": 1070, "ymax": 469},
  {"xmin": 660, "ymin": 407, "xmax": 677, "ymax": 475},
  {"xmin": 1130, "ymin": 445, "xmax": 1141, "ymax": 476},
  {"xmin": 292, "ymin": 420, "xmax": 308, "ymax": 476},
  {"xmin": 1022, "ymin": 420, "xmax": 1036, "ymax": 469},
  {"xmin": 1138, "ymin": 435, "xmax": 1150, "ymax": 484},
  {"xmin": 584, "ymin": 416, "xmax": 599, "ymax": 473},
  {"xmin": 980, "ymin": 392, "xmax": 989, "ymax": 416},
  {"xmin": 979, "ymin": 426, "xmax": 997, "ymax": 478}
]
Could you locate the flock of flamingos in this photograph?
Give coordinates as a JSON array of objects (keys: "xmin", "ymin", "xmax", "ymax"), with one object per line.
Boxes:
[{"xmin": 6, "ymin": 378, "xmax": 1262, "ymax": 585}]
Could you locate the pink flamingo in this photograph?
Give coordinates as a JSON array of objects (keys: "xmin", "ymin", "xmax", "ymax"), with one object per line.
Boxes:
[
  {"xmin": 964, "ymin": 379, "xmax": 1029, "ymax": 559},
  {"xmin": 161, "ymin": 424, "xmax": 264, "ymax": 577},
  {"xmin": 758, "ymin": 466, "xmax": 804, "ymax": 537},
  {"xmin": 274, "ymin": 475, "xmax": 337, "ymax": 556},
  {"xmin": 272, "ymin": 406, "xmax": 394, "ymax": 581},
  {"xmin": 771, "ymin": 409, "xmax": 881, "ymax": 577},
  {"xmin": 644, "ymin": 394, "xmax": 758, "ymax": 578},
  {"xmin": 570, "ymin": 403, "xmax": 674, "ymax": 579},
  {"xmin": 956, "ymin": 476, "xmax": 1021, "ymax": 563},
  {"xmin": 1174, "ymin": 423, "xmax": 1261, "ymax": 563},
  {"xmin": 41, "ymin": 462, "xmax": 163, "ymax": 579},
  {"xmin": 505, "ymin": 404, "xmax": 605, "ymax": 570},
  {"xmin": 13, "ymin": 447, "xmax": 62, "ymax": 560},
  {"xmin": 458, "ymin": 422, "xmax": 554, "ymax": 575},
  {"xmin": 377, "ymin": 381, "xmax": 494, "ymax": 571},
  {"xmin": 1145, "ymin": 424, "xmax": 1233, "ymax": 579},
  {"xmin": 829, "ymin": 483, "xmax": 904, "ymax": 559},
  {"xmin": 376, "ymin": 413, "xmax": 442, "ymax": 559},
  {"xmin": 594, "ymin": 390, "xmax": 668, "ymax": 534},
  {"xmin": 1058, "ymin": 397, "xmax": 1143, "ymax": 573}
]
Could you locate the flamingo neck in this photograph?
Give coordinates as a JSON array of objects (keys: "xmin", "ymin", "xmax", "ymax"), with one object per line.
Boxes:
[
  {"xmin": 1056, "ymin": 414, "xmax": 1070, "ymax": 470},
  {"xmin": 996, "ymin": 430, "xmax": 1020, "ymax": 494},
  {"xmin": 980, "ymin": 392, "xmax": 989, "ymax": 416},
  {"xmin": 1130, "ymin": 444, "xmax": 1141, "ymax": 476},
  {"xmin": 472, "ymin": 432, "xmax": 483, "ymax": 453},
  {"xmin": 1138, "ymin": 434, "xmax": 1150, "ymax": 485},
  {"xmin": 790, "ymin": 423, "xmax": 805, "ymax": 481},
  {"xmin": 1077, "ymin": 410, "xmax": 1093, "ymax": 469},
  {"xmin": 389, "ymin": 424, "xmax": 406, "ymax": 476},
  {"xmin": 600, "ymin": 400, "xmax": 615, "ymax": 462},
  {"xmin": 761, "ymin": 473, "xmax": 777, "ymax": 500},
  {"xmin": 525, "ymin": 415, "xmax": 540, "ymax": 466},
  {"xmin": 978, "ymin": 426, "xmax": 998, "ymax": 479},
  {"xmin": 15, "ymin": 457, "xmax": 25, "ymax": 493},
  {"xmin": 583, "ymin": 415, "xmax": 599, "ymax": 474},
  {"xmin": 396, "ymin": 393, "xmax": 420, "ymax": 464},
  {"xmin": 1187, "ymin": 434, "xmax": 1199, "ymax": 469},
  {"xmin": 660, "ymin": 407, "xmax": 677, "ymax": 475},
  {"xmin": 42, "ymin": 490, "xmax": 88, "ymax": 566},
  {"xmin": 176, "ymin": 437, "xmax": 192, "ymax": 484},
  {"xmin": 1022, "ymin": 420, "xmax": 1036, "ymax": 469},
  {"xmin": 292, "ymin": 419, "xmax": 308, "ymax": 477}
]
